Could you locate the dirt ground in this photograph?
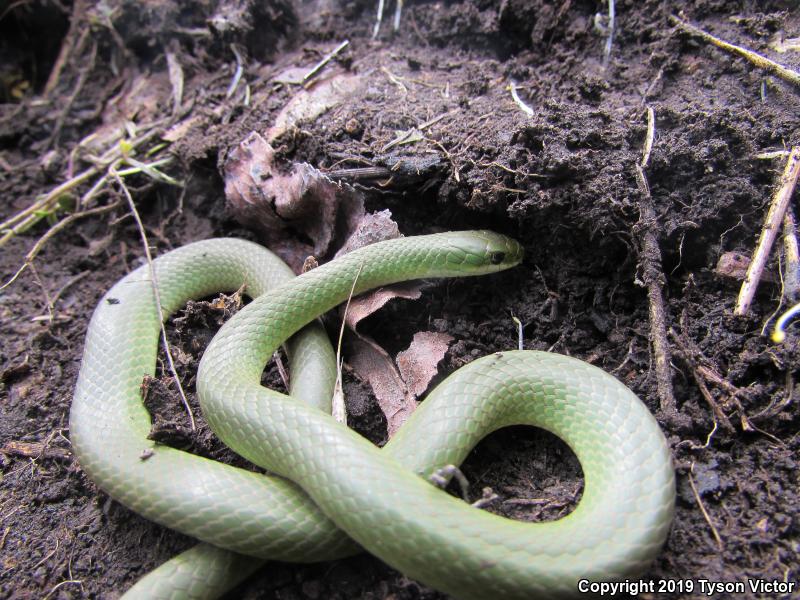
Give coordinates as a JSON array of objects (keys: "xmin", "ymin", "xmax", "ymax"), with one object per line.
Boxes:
[{"xmin": 2, "ymin": 0, "xmax": 799, "ymax": 598}]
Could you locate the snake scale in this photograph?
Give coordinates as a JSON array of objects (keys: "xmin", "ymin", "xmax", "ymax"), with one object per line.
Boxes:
[{"xmin": 71, "ymin": 231, "xmax": 675, "ymax": 599}]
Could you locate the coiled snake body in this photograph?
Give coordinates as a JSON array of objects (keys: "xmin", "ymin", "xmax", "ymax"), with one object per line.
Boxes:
[{"xmin": 71, "ymin": 231, "xmax": 675, "ymax": 599}]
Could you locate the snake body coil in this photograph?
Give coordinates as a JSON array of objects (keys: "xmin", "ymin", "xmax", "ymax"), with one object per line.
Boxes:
[{"xmin": 71, "ymin": 231, "xmax": 675, "ymax": 599}]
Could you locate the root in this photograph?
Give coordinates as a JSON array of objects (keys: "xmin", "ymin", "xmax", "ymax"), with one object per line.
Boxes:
[
  {"xmin": 634, "ymin": 107, "xmax": 676, "ymax": 414},
  {"xmin": 735, "ymin": 147, "xmax": 800, "ymax": 316}
]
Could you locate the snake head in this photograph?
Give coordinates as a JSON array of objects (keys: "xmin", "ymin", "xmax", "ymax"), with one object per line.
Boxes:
[{"xmin": 441, "ymin": 230, "xmax": 524, "ymax": 275}]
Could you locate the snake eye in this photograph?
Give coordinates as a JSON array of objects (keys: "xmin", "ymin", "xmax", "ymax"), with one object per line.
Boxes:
[{"xmin": 489, "ymin": 251, "xmax": 505, "ymax": 265}]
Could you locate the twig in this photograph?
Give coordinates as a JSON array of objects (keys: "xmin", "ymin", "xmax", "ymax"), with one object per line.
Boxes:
[
  {"xmin": 43, "ymin": 1, "xmax": 89, "ymax": 96},
  {"xmin": 508, "ymin": 81, "xmax": 534, "ymax": 117},
  {"xmin": 429, "ymin": 465, "xmax": 470, "ymax": 501},
  {"xmin": 226, "ymin": 44, "xmax": 245, "ymax": 98},
  {"xmin": 0, "ymin": 127, "xmax": 163, "ymax": 247},
  {"xmin": 635, "ymin": 107, "xmax": 676, "ymax": 414},
  {"xmin": 669, "ymin": 325, "xmax": 735, "ymax": 431},
  {"xmin": 510, "ymin": 313, "xmax": 524, "ymax": 350},
  {"xmin": 29, "ymin": 264, "xmax": 55, "ymax": 323},
  {"xmin": 110, "ymin": 168, "xmax": 196, "ymax": 431},
  {"xmin": 42, "ymin": 579, "xmax": 82, "ymax": 600},
  {"xmin": 49, "ymin": 270, "xmax": 91, "ymax": 311},
  {"xmin": 49, "ymin": 39, "xmax": 97, "ymax": 147},
  {"xmin": 641, "ymin": 106, "xmax": 655, "ymax": 168},
  {"xmin": 372, "ymin": 0, "xmax": 385, "ymax": 39},
  {"xmin": 688, "ymin": 462, "xmax": 724, "ymax": 551},
  {"xmin": 757, "ymin": 150, "xmax": 791, "ymax": 160},
  {"xmin": 603, "ymin": 0, "xmax": 615, "ymax": 69},
  {"xmin": 1, "ymin": 201, "xmax": 121, "ymax": 290},
  {"xmin": 735, "ymin": 146, "xmax": 800, "ymax": 316},
  {"xmin": 392, "ymin": 0, "xmax": 403, "ymax": 31},
  {"xmin": 303, "ymin": 40, "xmax": 349, "ymax": 84},
  {"xmin": 165, "ymin": 50, "xmax": 184, "ymax": 114},
  {"xmin": 670, "ymin": 15, "xmax": 800, "ymax": 88},
  {"xmin": 782, "ymin": 207, "xmax": 799, "ymax": 302},
  {"xmin": 333, "ymin": 262, "xmax": 365, "ymax": 425},
  {"xmin": 381, "ymin": 66, "xmax": 408, "ymax": 95}
]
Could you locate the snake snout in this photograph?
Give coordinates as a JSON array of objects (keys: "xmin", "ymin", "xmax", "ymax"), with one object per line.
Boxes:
[
  {"xmin": 457, "ymin": 230, "xmax": 524, "ymax": 273},
  {"xmin": 440, "ymin": 231, "xmax": 524, "ymax": 274}
]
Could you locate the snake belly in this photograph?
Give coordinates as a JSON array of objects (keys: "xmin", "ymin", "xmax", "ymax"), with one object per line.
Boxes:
[{"xmin": 71, "ymin": 231, "xmax": 675, "ymax": 599}]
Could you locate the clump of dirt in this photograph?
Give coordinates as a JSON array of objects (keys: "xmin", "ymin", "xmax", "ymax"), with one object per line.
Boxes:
[{"xmin": 1, "ymin": 1, "xmax": 799, "ymax": 599}]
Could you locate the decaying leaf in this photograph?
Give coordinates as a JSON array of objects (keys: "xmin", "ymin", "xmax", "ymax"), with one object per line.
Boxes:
[
  {"xmin": 223, "ymin": 131, "xmax": 364, "ymax": 272},
  {"xmin": 346, "ymin": 330, "xmax": 454, "ymax": 437},
  {"xmin": 335, "ymin": 211, "xmax": 453, "ymax": 436},
  {"xmin": 343, "ymin": 282, "xmax": 422, "ymax": 330},
  {"xmin": 266, "ymin": 72, "xmax": 364, "ymax": 142},
  {"xmin": 397, "ymin": 332, "xmax": 455, "ymax": 399},
  {"xmin": 225, "ymin": 132, "xmax": 452, "ymax": 435},
  {"xmin": 335, "ymin": 209, "xmax": 401, "ymax": 257}
]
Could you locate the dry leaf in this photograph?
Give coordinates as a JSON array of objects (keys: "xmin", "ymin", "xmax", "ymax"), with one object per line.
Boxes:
[
  {"xmin": 223, "ymin": 131, "xmax": 364, "ymax": 272},
  {"xmin": 266, "ymin": 72, "xmax": 364, "ymax": 142},
  {"xmin": 396, "ymin": 332, "xmax": 455, "ymax": 398},
  {"xmin": 346, "ymin": 331, "xmax": 454, "ymax": 437}
]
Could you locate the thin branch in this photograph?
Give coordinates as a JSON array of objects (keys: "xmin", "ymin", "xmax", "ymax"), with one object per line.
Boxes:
[
  {"xmin": 110, "ymin": 168, "xmax": 196, "ymax": 431},
  {"xmin": 508, "ymin": 81, "xmax": 534, "ymax": 117},
  {"xmin": 688, "ymin": 462, "xmax": 724, "ymax": 551},
  {"xmin": 226, "ymin": 44, "xmax": 245, "ymax": 98},
  {"xmin": 635, "ymin": 108, "xmax": 676, "ymax": 414},
  {"xmin": 372, "ymin": 0, "xmax": 385, "ymax": 39},
  {"xmin": 49, "ymin": 39, "xmax": 98, "ymax": 147},
  {"xmin": 43, "ymin": 0, "xmax": 89, "ymax": 96},
  {"xmin": 735, "ymin": 146, "xmax": 800, "ymax": 315},
  {"xmin": 303, "ymin": 40, "xmax": 349, "ymax": 84},
  {"xmin": 641, "ymin": 106, "xmax": 655, "ymax": 168},
  {"xmin": 1, "ymin": 201, "xmax": 121, "ymax": 290},
  {"xmin": 603, "ymin": 0, "xmax": 615, "ymax": 69},
  {"xmin": 671, "ymin": 15, "xmax": 800, "ymax": 88},
  {"xmin": 0, "ymin": 127, "xmax": 163, "ymax": 247},
  {"xmin": 165, "ymin": 50, "xmax": 184, "ymax": 115},
  {"xmin": 781, "ymin": 207, "xmax": 799, "ymax": 302}
]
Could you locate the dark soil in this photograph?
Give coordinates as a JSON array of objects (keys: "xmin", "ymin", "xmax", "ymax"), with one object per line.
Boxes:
[{"xmin": 2, "ymin": 1, "xmax": 800, "ymax": 599}]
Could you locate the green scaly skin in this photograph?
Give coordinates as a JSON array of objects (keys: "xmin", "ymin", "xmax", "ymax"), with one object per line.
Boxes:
[{"xmin": 70, "ymin": 231, "xmax": 675, "ymax": 599}]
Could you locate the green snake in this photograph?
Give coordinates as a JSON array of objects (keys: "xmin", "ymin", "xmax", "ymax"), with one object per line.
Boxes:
[{"xmin": 71, "ymin": 231, "xmax": 675, "ymax": 599}]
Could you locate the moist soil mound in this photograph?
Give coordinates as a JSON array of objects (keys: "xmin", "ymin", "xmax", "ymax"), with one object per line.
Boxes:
[{"xmin": 1, "ymin": 1, "xmax": 799, "ymax": 598}]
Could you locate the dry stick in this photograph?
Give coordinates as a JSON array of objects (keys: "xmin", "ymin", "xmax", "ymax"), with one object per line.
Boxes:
[
  {"xmin": 392, "ymin": 0, "xmax": 403, "ymax": 31},
  {"xmin": 670, "ymin": 325, "xmax": 783, "ymax": 441},
  {"xmin": 165, "ymin": 51, "xmax": 184, "ymax": 115},
  {"xmin": 688, "ymin": 462, "xmax": 724, "ymax": 551},
  {"xmin": 735, "ymin": 146, "xmax": 800, "ymax": 316},
  {"xmin": 670, "ymin": 16, "xmax": 800, "ymax": 88},
  {"xmin": 0, "ymin": 166, "xmax": 97, "ymax": 237},
  {"xmin": 508, "ymin": 81, "xmax": 534, "ymax": 117},
  {"xmin": 372, "ymin": 0, "xmax": 385, "ymax": 39},
  {"xmin": 635, "ymin": 107, "xmax": 676, "ymax": 414},
  {"xmin": 782, "ymin": 207, "xmax": 800, "ymax": 302},
  {"xmin": 669, "ymin": 329, "xmax": 734, "ymax": 432},
  {"xmin": 226, "ymin": 44, "xmax": 245, "ymax": 98},
  {"xmin": 43, "ymin": 0, "xmax": 89, "ymax": 96},
  {"xmin": 0, "ymin": 128, "xmax": 163, "ymax": 246},
  {"xmin": 602, "ymin": 0, "xmax": 616, "ymax": 69},
  {"xmin": 1, "ymin": 202, "xmax": 122, "ymax": 290},
  {"xmin": 110, "ymin": 168, "xmax": 196, "ymax": 431},
  {"xmin": 332, "ymin": 262, "xmax": 365, "ymax": 426},
  {"xmin": 303, "ymin": 40, "xmax": 350, "ymax": 84},
  {"xmin": 49, "ymin": 39, "xmax": 98, "ymax": 148}
]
